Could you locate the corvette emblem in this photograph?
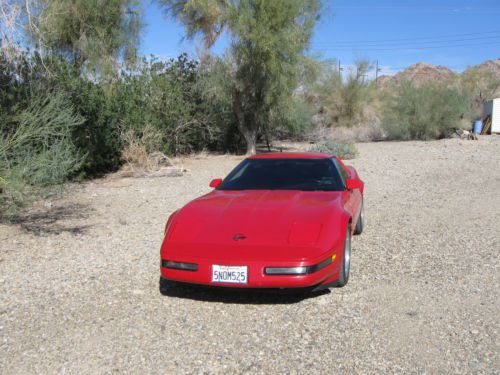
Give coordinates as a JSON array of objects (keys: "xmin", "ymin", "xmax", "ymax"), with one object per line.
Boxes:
[{"xmin": 232, "ymin": 234, "xmax": 247, "ymax": 241}]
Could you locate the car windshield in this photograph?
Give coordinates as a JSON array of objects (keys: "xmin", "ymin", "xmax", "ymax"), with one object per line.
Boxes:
[{"xmin": 218, "ymin": 158, "xmax": 345, "ymax": 191}]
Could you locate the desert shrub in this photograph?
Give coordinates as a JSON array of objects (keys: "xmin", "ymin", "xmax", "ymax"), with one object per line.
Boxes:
[
  {"xmin": 1, "ymin": 52, "xmax": 124, "ymax": 177},
  {"xmin": 0, "ymin": 92, "xmax": 84, "ymax": 217},
  {"xmin": 45, "ymin": 60, "xmax": 123, "ymax": 176},
  {"xmin": 270, "ymin": 97, "xmax": 315, "ymax": 140},
  {"xmin": 460, "ymin": 68, "xmax": 500, "ymax": 119},
  {"xmin": 339, "ymin": 61, "xmax": 376, "ymax": 126},
  {"xmin": 381, "ymin": 82, "xmax": 471, "ymax": 140},
  {"xmin": 308, "ymin": 140, "xmax": 358, "ymax": 160},
  {"xmin": 120, "ymin": 124, "xmax": 167, "ymax": 171},
  {"xmin": 310, "ymin": 59, "xmax": 376, "ymax": 128},
  {"xmin": 110, "ymin": 54, "xmax": 229, "ymax": 156}
]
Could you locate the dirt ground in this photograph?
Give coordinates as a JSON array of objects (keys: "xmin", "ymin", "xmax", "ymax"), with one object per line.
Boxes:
[{"xmin": 1, "ymin": 137, "xmax": 499, "ymax": 374}]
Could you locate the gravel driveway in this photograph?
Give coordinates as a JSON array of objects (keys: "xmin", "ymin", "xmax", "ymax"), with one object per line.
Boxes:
[{"xmin": 1, "ymin": 137, "xmax": 499, "ymax": 374}]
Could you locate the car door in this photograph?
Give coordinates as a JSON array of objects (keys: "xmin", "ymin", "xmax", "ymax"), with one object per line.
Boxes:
[{"xmin": 332, "ymin": 158, "xmax": 362, "ymax": 224}]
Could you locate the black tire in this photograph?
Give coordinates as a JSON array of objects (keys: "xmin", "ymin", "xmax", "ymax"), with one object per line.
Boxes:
[
  {"xmin": 353, "ymin": 200, "xmax": 364, "ymax": 235},
  {"xmin": 159, "ymin": 277, "xmax": 172, "ymax": 295},
  {"xmin": 335, "ymin": 228, "xmax": 351, "ymax": 288}
]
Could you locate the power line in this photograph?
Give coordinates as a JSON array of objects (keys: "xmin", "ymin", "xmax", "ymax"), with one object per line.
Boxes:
[
  {"xmin": 313, "ymin": 30, "xmax": 500, "ymax": 45},
  {"xmin": 335, "ymin": 6, "xmax": 499, "ymax": 10},
  {"xmin": 312, "ymin": 41, "xmax": 500, "ymax": 52},
  {"xmin": 314, "ymin": 34, "xmax": 500, "ymax": 47}
]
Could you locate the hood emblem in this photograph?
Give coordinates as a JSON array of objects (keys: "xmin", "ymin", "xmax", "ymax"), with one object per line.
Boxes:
[{"xmin": 232, "ymin": 234, "xmax": 247, "ymax": 241}]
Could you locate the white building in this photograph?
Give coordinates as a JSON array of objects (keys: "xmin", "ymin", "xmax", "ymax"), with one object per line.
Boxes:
[{"xmin": 483, "ymin": 98, "xmax": 500, "ymax": 133}]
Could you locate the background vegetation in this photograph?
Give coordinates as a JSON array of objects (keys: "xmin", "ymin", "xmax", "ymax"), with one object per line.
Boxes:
[
  {"xmin": 1, "ymin": 0, "xmax": 499, "ymax": 216},
  {"xmin": 381, "ymin": 82, "xmax": 471, "ymax": 140}
]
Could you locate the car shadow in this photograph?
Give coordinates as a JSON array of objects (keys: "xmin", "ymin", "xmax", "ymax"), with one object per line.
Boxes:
[{"xmin": 160, "ymin": 281, "xmax": 330, "ymax": 305}]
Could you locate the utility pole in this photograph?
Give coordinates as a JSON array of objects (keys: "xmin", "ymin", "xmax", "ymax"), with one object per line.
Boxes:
[
  {"xmin": 375, "ymin": 60, "xmax": 382, "ymax": 86},
  {"xmin": 338, "ymin": 60, "xmax": 343, "ymax": 79}
]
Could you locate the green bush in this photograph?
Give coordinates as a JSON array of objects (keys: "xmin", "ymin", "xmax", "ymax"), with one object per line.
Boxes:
[
  {"xmin": 44, "ymin": 59, "xmax": 123, "ymax": 176},
  {"xmin": 0, "ymin": 92, "xmax": 84, "ymax": 217},
  {"xmin": 109, "ymin": 54, "xmax": 233, "ymax": 156},
  {"xmin": 0, "ymin": 51, "xmax": 243, "ymax": 181},
  {"xmin": 308, "ymin": 140, "xmax": 358, "ymax": 160},
  {"xmin": 381, "ymin": 82, "xmax": 471, "ymax": 140},
  {"xmin": 0, "ymin": 52, "xmax": 123, "ymax": 177},
  {"xmin": 270, "ymin": 97, "xmax": 315, "ymax": 140}
]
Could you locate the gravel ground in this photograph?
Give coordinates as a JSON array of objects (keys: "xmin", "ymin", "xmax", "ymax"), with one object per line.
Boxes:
[{"xmin": 1, "ymin": 137, "xmax": 499, "ymax": 374}]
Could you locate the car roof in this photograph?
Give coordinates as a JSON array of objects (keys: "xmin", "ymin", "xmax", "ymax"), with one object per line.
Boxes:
[{"xmin": 248, "ymin": 152, "xmax": 334, "ymax": 160}]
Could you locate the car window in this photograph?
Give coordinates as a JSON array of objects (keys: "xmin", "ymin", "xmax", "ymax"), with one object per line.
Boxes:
[
  {"xmin": 332, "ymin": 158, "xmax": 349, "ymax": 186},
  {"xmin": 218, "ymin": 158, "xmax": 345, "ymax": 191}
]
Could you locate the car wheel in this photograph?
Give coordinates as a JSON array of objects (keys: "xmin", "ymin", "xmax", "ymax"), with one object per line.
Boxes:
[
  {"xmin": 159, "ymin": 277, "xmax": 172, "ymax": 295},
  {"xmin": 353, "ymin": 200, "xmax": 364, "ymax": 235},
  {"xmin": 335, "ymin": 227, "xmax": 351, "ymax": 287}
]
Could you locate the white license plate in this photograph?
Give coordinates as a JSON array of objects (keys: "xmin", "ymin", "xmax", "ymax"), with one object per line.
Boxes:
[{"xmin": 211, "ymin": 265, "xmax": 248, "ymax": 284}]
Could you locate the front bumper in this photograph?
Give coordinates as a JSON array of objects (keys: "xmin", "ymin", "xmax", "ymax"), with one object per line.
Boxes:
[{"xmin": 160, "ymin": 254, "xmax": 340, "ymax": 289}]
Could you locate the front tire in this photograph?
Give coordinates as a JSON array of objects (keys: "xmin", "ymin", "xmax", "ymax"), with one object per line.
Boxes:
[{"xmin": 335, "ymin": 228, "xmax": 351, "ymax": 287}]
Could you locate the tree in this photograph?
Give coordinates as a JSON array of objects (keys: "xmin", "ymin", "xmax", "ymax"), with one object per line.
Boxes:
[
  {"xmin": 158, "ymin": 0, "xmax": 321, "ymax": 154},
  {"xmin": 0, "ymin": 1, "xmax": 25, "ymax": 62},
  {"xmin": 33, "ymin": 0, "xmax": 142, "ymax": 75},
  {"xmin": 461, "ymin": 67, "xmax": 500, "ymax": 118}
]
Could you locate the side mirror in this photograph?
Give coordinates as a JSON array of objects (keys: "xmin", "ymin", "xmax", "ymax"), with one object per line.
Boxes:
[
  {"xmin": 209, "ymin": 178, "xmax": 223, "ymax": 188},
  {"xmin": 346, "ymin": 178, "xmax": 362, "ymax": 191}
]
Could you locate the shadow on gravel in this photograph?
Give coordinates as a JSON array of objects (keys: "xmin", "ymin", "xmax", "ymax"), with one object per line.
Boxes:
[
  {"xmin": 13, "ymin": 203, "xmax": 94, "ymax": 236},
  {"xmin": 161, "ymin": 282, "xmax": 330, "ymax": 305}
]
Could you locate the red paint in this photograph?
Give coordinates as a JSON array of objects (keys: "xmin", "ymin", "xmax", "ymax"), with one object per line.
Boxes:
[
  {"xmin": 160, "ymin": 153, "xmax": 364, "ymax": 289},
  {"xmin": 209, "ymin": 178, "xmax": 223, "ymax": 188},
  {"xmin": 346, "ymin": 178, "xmax": 363, "ymax": 191}
]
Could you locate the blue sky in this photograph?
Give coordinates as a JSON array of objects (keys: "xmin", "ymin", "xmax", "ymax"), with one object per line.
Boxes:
[{"xmin": 141, "ymin": 0, "xmax": 500, "ymax": 76}]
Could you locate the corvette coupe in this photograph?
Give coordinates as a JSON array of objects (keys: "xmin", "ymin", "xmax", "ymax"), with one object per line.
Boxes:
[{"xmin": 159, "ymin": 152, "xmax": 364, "ymax": 293}]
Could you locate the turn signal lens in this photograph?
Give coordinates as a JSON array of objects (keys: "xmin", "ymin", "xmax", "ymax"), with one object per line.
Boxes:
[
  {"xmin": 265, "ymin": 257, "xmax": 333, "ymax": 276},
  {"xmin": 264, "ymin": 266, "xmax": 308, "ymax": 275},
  {"xmin": 162, "ymin": 260, "xmax": 198, "ymax": 271}
]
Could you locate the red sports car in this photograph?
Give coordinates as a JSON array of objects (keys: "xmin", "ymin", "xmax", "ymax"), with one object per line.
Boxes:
[{"xmin": 160, "ymin": 152, "xmax": 364, "ymax": 293}]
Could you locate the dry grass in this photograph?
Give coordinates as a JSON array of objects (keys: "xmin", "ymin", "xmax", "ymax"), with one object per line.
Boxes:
[
  {"xmin": 120, "ymin": 125, "xmax": 170, "ymax": 172},
  {"xmin": 117, "ymin": 125, "xmax": 190, "ymax": 178}
]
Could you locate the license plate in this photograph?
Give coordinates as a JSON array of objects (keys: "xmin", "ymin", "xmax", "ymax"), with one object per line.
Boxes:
[{"xmin": 211, "ymin": 265, "xmax": 248, "ymax": 284}]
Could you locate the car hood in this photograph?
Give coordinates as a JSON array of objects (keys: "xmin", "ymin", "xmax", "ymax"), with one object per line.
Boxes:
[{"xmin": 165, "ymin": 190, "xmax": 349, "ymax": 261}]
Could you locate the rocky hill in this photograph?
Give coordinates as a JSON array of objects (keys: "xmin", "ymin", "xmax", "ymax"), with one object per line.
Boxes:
[
  {"xmin": 378, "ymin": 59, "xmax": 500, "ymax": 87},
  {"xmin": 463, "ymin": 59, "xmax": 500, "ymax": 80}
]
